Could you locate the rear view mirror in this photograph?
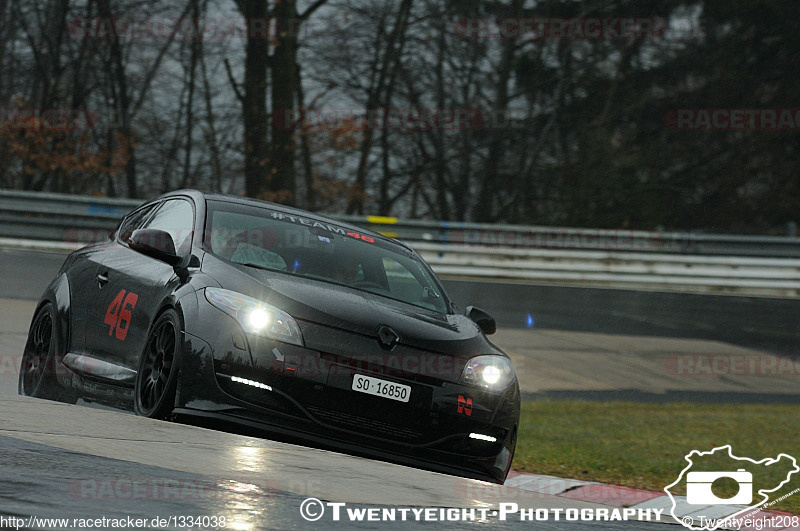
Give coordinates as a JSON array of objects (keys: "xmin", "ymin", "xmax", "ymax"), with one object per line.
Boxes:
[
  {"xmin": 466, "ymin": 305, "xmax": 497, "ymax": 335},
  {"xmin": 129, "ymin": 229, "xmax": 182, "ymax": 266}
]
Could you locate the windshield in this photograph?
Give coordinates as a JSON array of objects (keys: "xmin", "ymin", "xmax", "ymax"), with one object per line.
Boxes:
[{"xmin": 204, "ymin": 200, "xmax": 448, "ymax": 314}]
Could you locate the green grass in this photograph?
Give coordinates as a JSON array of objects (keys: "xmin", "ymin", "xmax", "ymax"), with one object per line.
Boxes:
[{"xmin": 515, "ymin": 401, "xmax": 800, "ymax": 514}]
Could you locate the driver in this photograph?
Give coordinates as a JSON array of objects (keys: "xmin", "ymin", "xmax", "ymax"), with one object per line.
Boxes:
[{"xmin": 331, "ymin": 255, "xmax": 360, "ymax": 284}]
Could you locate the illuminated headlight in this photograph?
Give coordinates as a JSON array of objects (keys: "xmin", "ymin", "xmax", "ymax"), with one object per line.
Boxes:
[
  {"xmin": 204, "ymin": 287, "xmax": 304, "ymax": 346},
  {"xmin": 460, "ymin": 355, "xmax": 515, "ymax": 389},
  {"xmin": 248, "ymin": 309, "xmax": 271, "ymax": 330}
]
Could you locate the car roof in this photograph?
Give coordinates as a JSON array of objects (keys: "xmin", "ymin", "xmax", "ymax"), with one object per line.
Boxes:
[{"xmin": 158, "ymin": 189, "xmax": 414, "ymax": 253}]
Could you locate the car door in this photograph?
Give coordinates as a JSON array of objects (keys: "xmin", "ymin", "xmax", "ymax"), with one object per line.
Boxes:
[
  {"xmin": 81, "ymin": 203, "xmax": 159, "ymax": 360},
  {"xmin": 93, "ymin": 198, "xmax": 195, "ymax": 376},
  {"xmin": 64, "ymin": 245, "xmax": 112, "ymax": 356}
]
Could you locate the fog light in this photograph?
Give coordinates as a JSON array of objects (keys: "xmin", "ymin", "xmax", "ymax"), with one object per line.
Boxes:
[
  {"xmin": 469, "ymin": 433, "xmax": 497, "ymax": 443},
  {"xmin": 231, "ymin": 376, "xmax": 272, "ymax": 391}
]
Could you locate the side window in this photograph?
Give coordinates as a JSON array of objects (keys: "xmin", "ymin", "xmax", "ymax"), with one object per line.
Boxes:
[
  {"xmin": 118, "ymin": 204, "xmax": 157, "ymax": 243},
  {"xmin": 141, "ymin": 199, "xmax": 195, "ymax": 254},
  {"xmin": 382, "ymin": 257, "xmax": 420, "ymax": 298},
  {"xmin": 381, "ymin": 257, "xmax": 446, "ymax": 312}
]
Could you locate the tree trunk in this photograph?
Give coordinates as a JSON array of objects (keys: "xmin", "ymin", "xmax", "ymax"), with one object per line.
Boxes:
[
  {"xmin": 200, "ymin": 45, "xmax": 223, "ymax": 192},
  {"xmin": 295, "ymin": 63, "xmax": 315, "ymax": 209},
  {"xmin": 97, "ymin": 0, "xmax": 137, "ymax": 198},
  {"xmin": 473, "ymin": 0, "xmax": 522, "ymax": 222},
  {"xmin": 269, "ymin": 0, "xmax": 299, "ymax": 205},
  {"xmin": 180, "ymin": 0, "xmax": 201, "ymax": 189},
  {"xmin": 346, "ymin": 0, "xmax": 413, "ymax": 215},
  {"xmin": 239, "ymin": 0, "xmax": 270, "ymax": 198}
]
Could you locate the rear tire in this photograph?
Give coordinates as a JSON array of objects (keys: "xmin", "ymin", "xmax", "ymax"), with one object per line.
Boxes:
[
  {"xmin": 19, "ymin": 303, "xmax": 70, "ymax": 401},
  {"xmin": 134, "ymin": 309, "xmax": 182, "ymax": 419}
]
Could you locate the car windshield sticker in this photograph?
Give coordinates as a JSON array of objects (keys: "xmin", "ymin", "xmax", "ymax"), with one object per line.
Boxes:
[
  {"xmin": 270, "ymin": 211, "xmax": 347, "ymax": 235},
  {"xmin": 269, "ymin": 210, "xmax": 375, "ymax": 243}
]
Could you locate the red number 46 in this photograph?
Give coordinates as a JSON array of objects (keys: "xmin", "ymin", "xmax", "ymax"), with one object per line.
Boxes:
[{"xmin": 104, "ymin": 289, "xmax": 138, "ymax": 341}]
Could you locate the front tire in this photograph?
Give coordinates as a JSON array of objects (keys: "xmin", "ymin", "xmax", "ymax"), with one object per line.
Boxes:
[{"xmin": 134, "ymin": 309, "xmax": 181, "ymax": 419}]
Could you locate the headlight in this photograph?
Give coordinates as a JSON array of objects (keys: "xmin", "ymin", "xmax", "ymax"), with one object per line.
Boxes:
[
  {"xmin": 204, "ymin": 287, "xmax": 304, "ymax": 346},
  {"xmin": 460, "ymin": 355, "xmax": 515, "ymax": 389}
]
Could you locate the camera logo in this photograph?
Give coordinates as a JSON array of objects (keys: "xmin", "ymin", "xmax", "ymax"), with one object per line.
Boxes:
[
  {"xmin": 686, "ymin": 469, "xmax": 752, "ymax": 505},
  {"xmin": 665, "ymin": 445, "xmax": 799, "ymax": 531}
]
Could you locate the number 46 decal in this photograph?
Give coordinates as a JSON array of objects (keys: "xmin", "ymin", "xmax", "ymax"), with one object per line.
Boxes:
[{"xmin": 104, "ymin": 289, "xmax": 138, "ymax": 341}]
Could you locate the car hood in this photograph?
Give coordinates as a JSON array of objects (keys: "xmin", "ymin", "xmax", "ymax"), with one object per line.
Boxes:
[{"xmin": 202, "ymin": 254, "xmax": 499, "ymax": 357}]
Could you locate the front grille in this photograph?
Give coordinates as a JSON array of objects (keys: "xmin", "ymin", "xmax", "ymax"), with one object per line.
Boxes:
[{"xmin": 306, "ymin": 405, "xmax": 424, "ymax": 442}]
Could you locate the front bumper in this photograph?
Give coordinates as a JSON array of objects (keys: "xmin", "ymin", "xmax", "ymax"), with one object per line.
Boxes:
[{"xmin": 178, "ymin": 306, "xmax": 520, "ymax": 483}]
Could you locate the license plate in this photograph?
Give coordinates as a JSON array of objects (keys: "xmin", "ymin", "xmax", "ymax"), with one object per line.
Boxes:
[{"xmin": 351, "ymin": 374, "xmax": 411, "ymax": 403}]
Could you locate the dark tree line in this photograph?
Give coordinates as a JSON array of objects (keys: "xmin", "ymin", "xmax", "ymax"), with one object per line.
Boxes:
[{"xmin": 0, "ymin": 0, "xmax": 797, "ymax": 234}]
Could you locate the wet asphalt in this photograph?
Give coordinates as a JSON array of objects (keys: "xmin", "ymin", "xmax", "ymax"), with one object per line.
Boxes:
[{"xmin": 0, "ymin": 246, "xmax": 795, "ymax": 529}]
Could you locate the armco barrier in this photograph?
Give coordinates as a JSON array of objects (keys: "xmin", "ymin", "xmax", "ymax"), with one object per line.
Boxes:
[
  {"xmin": 412, "ymin": 243, "xmax": 800, "ymax": 297},
  {"xmin": 2, "ymin": 189, "xmax": 799, "ymax": 257},
  {"xmin": 1, "ymin": 189, "xmax": 799, "ymax": 296}
]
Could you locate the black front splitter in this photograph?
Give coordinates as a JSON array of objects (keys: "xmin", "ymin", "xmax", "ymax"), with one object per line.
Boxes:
[{"xmin": 173, "ymin": 407, "xmax": 509, "ymax": 484}]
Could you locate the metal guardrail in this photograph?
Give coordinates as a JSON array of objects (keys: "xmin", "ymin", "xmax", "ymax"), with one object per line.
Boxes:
[
  {"xmin": 413, "ymin": 243, "xmax": 800, "ymax": 298},
  {"xmin": 0, "ymin": 189, "xmax": 140, "ymax": 242},
  {"xmin": 1, "ymin": 189, "xmax": 799, "ymax": 297},
  {"xmin": 2, "ymin": 189, "xmax": 799, "ymax": 257}
]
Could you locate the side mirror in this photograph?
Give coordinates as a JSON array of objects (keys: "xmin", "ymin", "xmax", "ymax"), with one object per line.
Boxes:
[
  {"xmin": 129, "ymin": 229, "xmax": 182, "ymax": 266},
  {"xmin": 466, "ymin": 305, "xmax": 496, "ymax": 335}
]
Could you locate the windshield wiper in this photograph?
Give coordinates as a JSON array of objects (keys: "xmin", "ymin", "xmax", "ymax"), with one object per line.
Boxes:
[{"xmin": 238, "ymin": 262, "xmax": 276, "ymax": 272}]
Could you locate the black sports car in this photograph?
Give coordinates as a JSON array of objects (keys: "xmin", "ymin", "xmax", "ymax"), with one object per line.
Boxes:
[{"xmin": 19, "ymin": 190, "xmax": 520, "ymax": 483}]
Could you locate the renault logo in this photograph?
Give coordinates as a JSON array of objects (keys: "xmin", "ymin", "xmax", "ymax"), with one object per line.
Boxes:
[{"xmin": 376, "ymin": 325, "xmax": 400, "ymax": 350}]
